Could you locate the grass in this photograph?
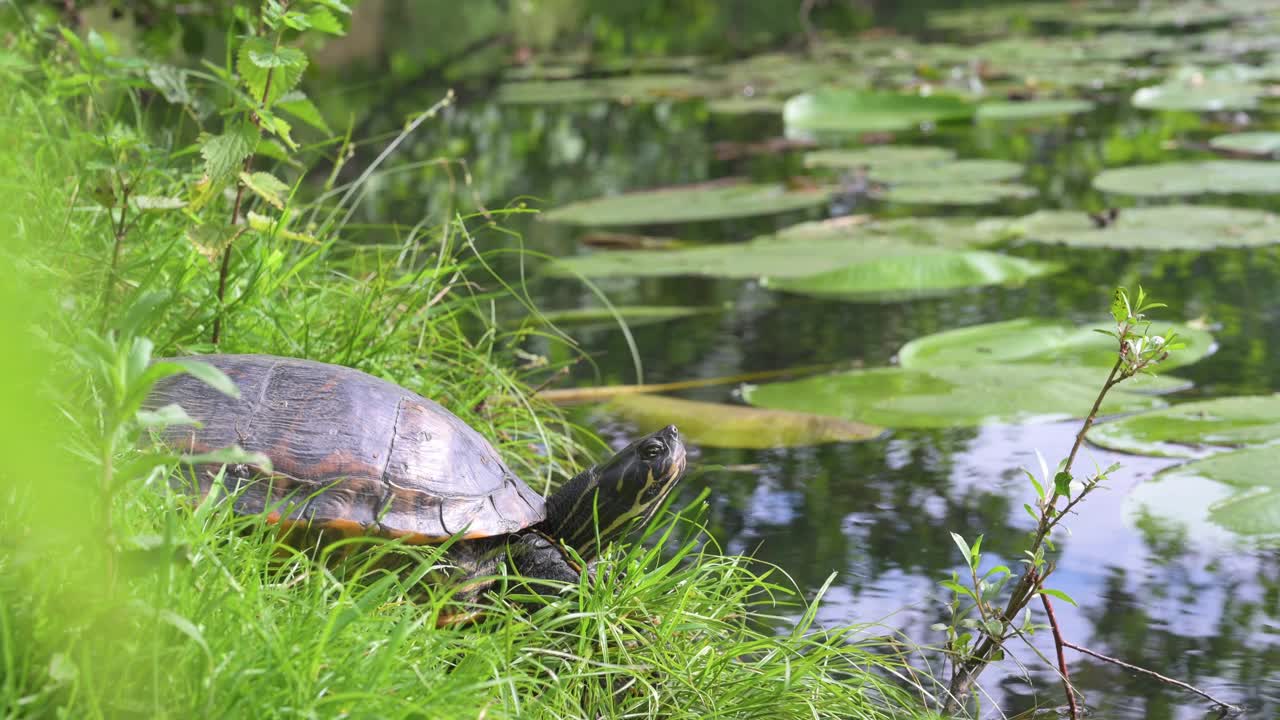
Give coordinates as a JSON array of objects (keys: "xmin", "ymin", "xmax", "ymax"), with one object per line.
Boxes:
[{"xmin": 0, "ymin": 13, "xmax": 938, "ymax": 720}]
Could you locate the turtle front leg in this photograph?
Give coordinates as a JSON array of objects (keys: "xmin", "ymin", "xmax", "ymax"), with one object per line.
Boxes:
[{"xmin": 508, "ymin": 532, "xmax": 581, "ymax": 598}]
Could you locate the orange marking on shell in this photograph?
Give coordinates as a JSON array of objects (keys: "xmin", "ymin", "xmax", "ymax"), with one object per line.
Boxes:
[
  {"xmin": 265, "ymin": 511, "xmax": 283, "ymax": 524},
  {"xmin": 320, "ymin": 518, "xmax": 368, "ymax": 536}
]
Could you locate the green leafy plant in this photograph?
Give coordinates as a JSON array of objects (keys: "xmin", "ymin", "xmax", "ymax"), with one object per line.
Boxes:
[{"xmin": 934, "ymin": 288, "xmax": 1238, "ymax": 716}]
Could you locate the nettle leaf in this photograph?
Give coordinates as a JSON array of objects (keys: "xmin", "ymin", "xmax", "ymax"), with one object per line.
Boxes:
[
  {"xmin": 306, "ymin": 7, "xmax": 346, "ymax": 34},
  {"xmin": 199, "ymin": 123, "xmax": 259, "ymax": 181},
  {"xmin": 276, "ymin": 90, "xmax": 331, "ymax": 133},
  {"xmin": 146, "ymin": 64, "xmax": 193, "ymax": 105},
  {"xmin": 240, "ymin": 171, "xmax": 290, "ymax": 210},
  {"xmin": 247, "ymin": 211, "xmax": 320, "ymax": 244},
  {"xmin": 186, "ymin": 224, "xmax": 246, "ymax": 263},
  {"xmin": 237, "ymin": 37, "xmax": 308, "ymax": 106}
]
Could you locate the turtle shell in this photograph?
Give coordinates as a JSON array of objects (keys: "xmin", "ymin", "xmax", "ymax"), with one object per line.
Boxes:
[{"xmin": 148, "ymin": 354, "xmax": 546, "ymax": 543}]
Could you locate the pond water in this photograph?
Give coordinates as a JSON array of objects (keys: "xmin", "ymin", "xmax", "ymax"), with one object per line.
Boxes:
[{"xmin": 337, "ymin": 9, "xmax": 1280, "ymax": 718}]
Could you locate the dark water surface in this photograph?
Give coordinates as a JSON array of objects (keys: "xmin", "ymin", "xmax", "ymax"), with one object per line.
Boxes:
[{"xmin": 343, "ymin": 32, "xmax": 1280, "ymax": 720}]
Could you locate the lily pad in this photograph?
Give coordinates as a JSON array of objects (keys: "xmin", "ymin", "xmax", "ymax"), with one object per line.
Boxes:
[
  {"xmin": 881, "ymin": 182, "xmax": 1038, "ymax": 206},
  {"xmin": 1132, "ymin": 82, "xmax": 1262, "ymax": 111},
  {"xmin": 531, "ymin": 305, "xmax": 720, "ymax": 330},
  {"xmin": 984, "ymin": 205, "xmax": 1280, "ymax": 249},
  {"xmin": 804, "ymin": 146, "xmax": 956, "ymax": 170},
  {"xmin": 496, "ymin": 74, "xmax": 713, "ymax": 105},
  {"xmin": 604, "ymin": 394, "xmax": 885, "ymax": 449},
  {"xmin": 898, "ymin": 317, "xmax": 1214, "ymax": 373},
  {"xmin": 744, "ymin": 364, "xmax": 1184, "ymax": 429},
  {"xmin": 1128, "ymin": 445, "xmax": 1280, "ymax": 541},
  {"xmin": 763, "ymin": 250, "xmax": 1053, "ymax": 300},
  {"xmin": 548, "ymin": 219, "xmax": 1058, "ymax": 300},
  {"xmin": 550, "ymin": 217, "xmax": 1007, "ymax": 279},
  {"xmin": 1088, "ymin": 395, "xmax": 1280, "ymax": 458},
  {"xmin": 783, "ymin": 89, "xmax": 973, "ymax": 135},
  {"xmin": 873, "ymin": 159, "xmax": 1024, "ymax": 185},
  {"xmin": 1093, "ymin": 161, "xmax": 1280, "ymax": 196},
  {"xmin": 542, "ymin": 181, "xmax": 830, "ymax": 226},
  {"xmin": 1209, "ymin": 132, "xmax": 1280, "ymax": 157},
  {"xmin": 975, "ymin": 99, "xmax": 1095, "ymax": 120}
]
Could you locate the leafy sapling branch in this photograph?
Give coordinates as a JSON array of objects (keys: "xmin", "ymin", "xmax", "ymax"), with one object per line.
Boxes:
[{"xmin": 938, "ymin": 287, "xmax": 1237, "ymax": 717}]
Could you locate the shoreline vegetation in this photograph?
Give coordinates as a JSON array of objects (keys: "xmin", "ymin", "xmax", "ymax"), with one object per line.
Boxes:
[{"xmin": 0, "ymin": 6, "xmax": 934, "ymax": 719}]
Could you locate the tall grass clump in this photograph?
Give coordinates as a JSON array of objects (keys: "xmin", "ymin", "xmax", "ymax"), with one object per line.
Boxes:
[{"xmin": 0, "ymin": 5, "xmax": 935, "ymax": 719}]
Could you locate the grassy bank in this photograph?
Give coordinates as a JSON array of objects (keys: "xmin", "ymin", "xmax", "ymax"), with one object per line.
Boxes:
[{"xmin": 0, "ymin": 12, "xmax": 935, "ymax": 720}]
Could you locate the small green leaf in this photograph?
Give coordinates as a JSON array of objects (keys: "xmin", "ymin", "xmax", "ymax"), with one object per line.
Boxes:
[
  {"xmin": 237, "ymin": 38, "xmax": 308, "ymax": 106},
  {"xmin": 1023, "ymin": 469, "xmax": 1046, "ymax": 500},
  {"xmin": 940, "ymin": 579, "xmax": 977, "ymax": 601},
  {"xmin": 306, "ymin": 7, "xmax": 346, "ymax": 34},
  {"xmin": 982, "ymin": 565, "xmax": 1011, "ymax": 579},
  {"xmin": 1038, "ymin": 588, "xmax": 1078, "ymax": 606},
  {"xmin": 950, "ymin": 532, "xmax": 973, "ymax": 566},
  {"xmin": 182, "ymin": 446, "xmax": 273, "ymax": 473},
  {"xmin": 1054, "ymin": 471, "xmax": 1073, "ymax": 497},
  {"xmin": 199, "ymin": 123, "xmax": 258, "ymax": 181},
  {"xmin": 1023, "ymin": 503, "xmax": 1040, "ymax": 523},
  {"xmin": 166, "ymin": 358, "xmax": 241, "ymax": 399},
  {"xmin": 137, "ymin": 403, "xmax": 200, "ymax": 429},
  {"xmin": 1111, "ymin": 288, "xmax": 1130, "ymax": 325},
  {"xmin": 239, "ymin": 171, "xmax": 290, "ymax": 210},
  {"xmin": 276, "ymin": 91, "xmax": 332, "ymax": 133}
]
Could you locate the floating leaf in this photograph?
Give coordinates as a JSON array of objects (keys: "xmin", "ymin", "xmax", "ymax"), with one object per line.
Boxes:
[
  {"xmin": 898, "ymin": 317, "xmax": 1214, "ymax": 372},
  {"xmin": 531, "ymin": 305, "xmax": 720, "ymax": 329},
  {"xmin": 496, "ymin": 74, "xmax": 712, "ymax": 105},
  {"xmin": 744, "ymin": 364, "xmax": 1184, "ymax": 429},
  {"xmin": 1093, "ymin": 161, "xmax": 1280, "ymax": 196},
  {"xmin": 1088, "ymin": 395, "xmax": 1280, "ymax": 458},
  {"xmin": 783, "ymin": 89, "xmax": 973, "ymax": 135},
  {"xmin": 1209, "ymin": 132, "xmax": 1280, "ymax": 157},
  {"xmin": 804, "ymin": 146, "xmax": 956, "ymax": 170},
  {"xmin": 542, "ymin": 181, "xmax": 830, "ymax": 226},
  {"xmin": 550, "ymin": 216, "xmax": 1003, "ymax": 279},
  {"xmin": 985, "ymin": 205, "xmax": 1280, "ymax": 249},
  {"xmin": 605, "ymin": 394, "xmax": 884, "ymax": 449},
  {"xmin": 1132, "ymin": 81, "xmax": 1262, "ymax": 112},
  {"xmin": 881, "ymin": 182, "xmax": 1037, "ymax": 206},
  {"xmin": 873, "ymin": 159, "xmax": 1024, "ymax": 185},
  {"xmin": 763, "ymin": 249, "xmax": 1055, "ymax": 300},
  {"xmin": 975, "ymin": 99, "xmax": 1094, "ymax": 120},
  {"xmin": 1128, "ymin": 445, "xmax": 1280, "ymax": 541}
]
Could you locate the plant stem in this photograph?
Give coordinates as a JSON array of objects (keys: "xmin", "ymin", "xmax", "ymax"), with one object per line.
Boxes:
[
  {"xmin": 99, "ymin": 181, "xmax": 130, "ymax": 332},
  {"xmin": 944, "ymin": 356, "xmax": 1125, "ymax": 713},
  {"xmin": 1040, "ymin": 588, "xmax": 1080, "ymax": 719},
  {"xmin": 211, "ymin": 30, "xmax": 278, "ymax": 345},
  {"xmin": 1061, "ymin": 640, "xmax": 1241, "ymax": 712}
]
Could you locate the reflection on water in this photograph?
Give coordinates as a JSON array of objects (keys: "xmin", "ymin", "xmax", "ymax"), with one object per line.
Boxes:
[{"xmin": 346, "ymin": 50, "xmax": 1280, "ymax": 720}]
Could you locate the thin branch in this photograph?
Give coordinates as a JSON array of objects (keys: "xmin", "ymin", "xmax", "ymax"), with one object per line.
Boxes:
[
  {"xmin": 1039, "ymin": 590, "xmax": 1081, "ymax": 719},
  {"xmin": 1061, "ymin": 640, "xmax": 1242, "ymax": 712}
]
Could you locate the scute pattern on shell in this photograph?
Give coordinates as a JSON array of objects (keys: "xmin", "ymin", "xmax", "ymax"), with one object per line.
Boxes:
[{"xmin": 148, "ymin": 355, "xmax": 546, "ymax": 541}]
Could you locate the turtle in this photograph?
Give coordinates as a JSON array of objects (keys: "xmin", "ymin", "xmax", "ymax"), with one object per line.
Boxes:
[{"xmin": 147, "ymin": 354, "xmax": 688, "ymax": 607}]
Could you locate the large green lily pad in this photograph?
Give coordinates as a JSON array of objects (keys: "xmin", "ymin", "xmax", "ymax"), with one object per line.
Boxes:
[
  {"xmin": 1210, "ymin": 132, "xmax": 1280, "ymax": 157},
  {"xmin": 496, "ymin": 74, "xmax": 713, "ymax": 105},
  {"xmin": 605, "ymin": 394, "xmax": 885, "ymax": 449},
  {"xmin": 744, "ymin": 364, "xmax": 1185, "ymax": 429},
  {"xmin": 531, "ymin": 305, "xmax": 721, "ymax": 330},
  {"xmin": 550, "ymin": 216, "xmax": 1007, "ymax": 279},
  {"xmin": 1093, "ymin": 161, "xmax": 1280, "ymax": 196},
  {"xmin": 763, "ymin": 249, "xmax": 1053, "ymax": 300},
  {"xmin": 1127, "ymin": 445, "xmax": 1280, "ymax": 541},
  {"xmin": 542, "ymin": 181, "xmax": 830, "ymax": 226},
  {"xmin": 881, "ymin": 182, "xmax": 1038, "ymax": 206},
  {"xmin": 984, "ymin": 205, "xmax": 1280, "ymax": 249},
  {"xmin": 1088, "ymin": 395, "xmax": 1280, "ymax": 458},
  {"xmin": 549, "ymin": 218, "xmax": 1058, "ymax": 300},
  {"xmin": 783, "ymin": 89, "xmax": 973, "ymax": 135},
  {"xmin": 1131, "ymin": 82, "xmax": 1262, "ymax": 111},
  {"xmin": 898, "ymin": 317, "xmax": 1214, "ymax": 372},
  {"xmin": 804, "ymin": 146, "xmax": 956, "ymax": 170},
  {"xmin": 975, "ymin": 99, "xmax": 1095, "ymax": 120},
  {"xmin": 873, "ymin": 159, "xmax": 1024, "ymax": 185}
]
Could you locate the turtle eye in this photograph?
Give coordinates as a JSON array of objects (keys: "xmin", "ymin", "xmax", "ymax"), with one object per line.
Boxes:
[{"xmin": 640, "ymin": 439, "xmax": 665, "ymax": 460}]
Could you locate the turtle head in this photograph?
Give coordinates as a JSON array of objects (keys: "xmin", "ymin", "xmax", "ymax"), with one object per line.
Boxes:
[{"xmin": 540, "ymin": 425, "xmax": 687, "ymax": 557}]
